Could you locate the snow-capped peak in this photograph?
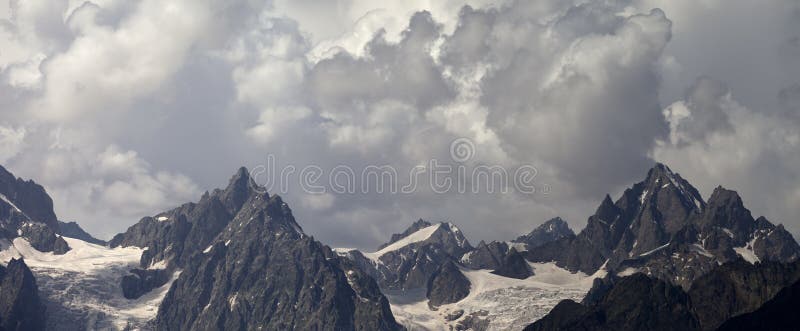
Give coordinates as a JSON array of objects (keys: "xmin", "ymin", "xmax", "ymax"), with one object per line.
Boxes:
[{"xmin": 366, "ymin": 223, "xmax": 442, "ymax": 259}]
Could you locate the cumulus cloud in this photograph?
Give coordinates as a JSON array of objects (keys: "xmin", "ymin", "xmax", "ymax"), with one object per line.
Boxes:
[
  {"xmin": 663, "ymin": 77, "xmax": 733, "ymax": 145},
  {"xmin": 654, "ymin": 81, "xmax": 800, "ymax": 235},
  {"xmin": 6, "ymin": 127, "xmax": 200, "ymax": 238},
  {"xmin": 32, "ymin": 0, "xmax": 213, "ymax": 122},
  {"xmin": 0, "ymin": 125, "xmax": 25, "ymax": 163},
  {"xmin": 0, "ymin": 0, "xmax": 798, "ymax": 248}
]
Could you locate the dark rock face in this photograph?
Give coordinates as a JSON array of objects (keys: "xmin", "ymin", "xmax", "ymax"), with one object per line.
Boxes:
[
  {"xmin": 0, "ymin": 166, "xmax": 58, "ymax": 228},
  {"xmin": 687, "ymin": 259, "xmax": 800, "ymax": 330},
  {"xmin": 58, "ymin": 221, "xmax": 106, "ymax": 245},
  {"xmin": 427, "ymin": 261, "xmax": 470, "ymax": 307},
  {"xmin": 108, "ymin": 167, "xmax": 260, "ymax": 298},
  {"xmin": 751, "ymin": 219, "xmax": 800, "ymax": 262},
  {"xmin": 121, "ymin": 269, "xmax": 171, "ymax": 299},
  {"xmin": 526, "ymin": 164, "xmax": 705, "ymax": 273},
  {"xmin": 349, "ymin": 221, "xmax": 473, "ymax": 291},
  {"xmin": 52, "ymin": 235, "xmax": 70, "ymax": 255},
  {"xmin": 717, "ymin": 279, "xmax": 800, "ymax": 331},
  {"xmin": 491, "ymin": 248, "xmax": 532, "ymax": 279},
  {"xmin": 0, "ymin": 258, "xmax": 45, "ymax": 331},
  {"xmin": 0, "ymin": 165, "xmax": 68, "ymax": 254},
  {"xmin": 513, "ymin": 217, "xmax": 575, "ymax": 249},
  {"xmin": 525, "ymin": 274, "xmax": 699, "ymax": 331},
  {"xmin": 530, "ymin": 259, "xmax": 800, "ymax": 331},
  {"xmin": 525, "ymin": 299, "xmax": 590, "ymax": 331},
  {"xmin": 18, "ymin": 223, "xmax": 70, "ymax": 254},
  {"xmin": 109, "ymin": 168, "xmax": 253, "ymax": 269},
  {"xmin": 153, "ymin": 169, "xmax": 401, "ymax": 330},
  {"xmin": 461, "ymin": 240, "xmax": 509, "ymax": 270},
  {"xmin": 526, "ymin": 163, "xmax": 800, "ymax": 289}
]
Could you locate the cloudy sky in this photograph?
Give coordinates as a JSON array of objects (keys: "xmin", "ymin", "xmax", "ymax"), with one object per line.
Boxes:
[{"xmin": 1, "ymin": 0, "xmax": 799, "ymax": 249}]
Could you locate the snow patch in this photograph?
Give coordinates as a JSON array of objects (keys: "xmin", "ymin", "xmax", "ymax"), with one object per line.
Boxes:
[
  {"xmin": 734, "ymin": 237, "xmax": 760, "ymax": 264},
  {"xmin": 692, "ymin": 244, "xmax": 715, "ymax": 258},
  {"xmin": 0, "ymin": 193, "xmax": 23, "ymax": 214},
  {"xmin": 387, "ymin": 262, "xmax": 602, "ymax": 330},
  {"xmin": 156, "ymin": 216, "xmax": 169, "ymax": 222},
  {"xmin": 149, "ymin": 259, "xmax": 168, "ymax": 270},
  {"xmin": 639, "ymin": 243, "xmax": 670, "ymax": 257},
  {"xmin": 364, "ymin": 223, "xmax": 442, "ymax": 261},
  {"xmin": 617, "ymin": 267, "xmax": 640, "ymax": 277},
  {"xmin": 721, "ymin": 228, "xmax": 734, "ymax": 239},
  {"xmin": 0, "ymin": 237, "xmax": 178, "ymax": 330},
  {"xmin": 228, "ymin": 293, "xmax": 238, "ymax": 312},
  {"xmin": 639, "ymin": 190, "xmax": 649, "ymax": 204},
  {"xmin": 460, "ymin": 250, "xmax": 474, "ymax": 264}
]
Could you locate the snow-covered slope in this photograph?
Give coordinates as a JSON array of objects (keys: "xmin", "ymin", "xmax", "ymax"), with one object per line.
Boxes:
[
  {"xmin": 0, "ymin": 237, "xmax": 176, "ymax": 330},
  {"xmin": 364, "ymin": 223, "xmax": 442, "ymax": 261},
  {"xmin": 386, "ymin": 262, "xmax": 605, "ymax": 330}
]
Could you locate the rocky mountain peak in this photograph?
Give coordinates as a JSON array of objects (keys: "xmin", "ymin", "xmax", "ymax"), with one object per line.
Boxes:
[
  {"xmin": 435, "ymin": 222, "xmax": 472, "ymax": 252},
  {"xmin": 635, "ymin": 163, "xmax": 705, "ymax": 211},
  {"xmin": 154, "ymin": 186, "xmax": 400, "ymax": 330},
  {"xmin": 696, "ymin": 186, "xmax": 753, "ymax": 234},
  {"xmin": 0, "ymin": 165, "xmax": 69, "ymax": 254},
  {"xmin": 0, "ymin": 165, "xmax": 58, "ymax": 229},
  {"xmin": 526, "ymin": 162, "xmax": 800, "ymax": 285},
  {"xmin": 594, "ymin": 194, "xmax": 620, "ymax": 222},
  {"xmin": 541, "ymin": 217, "xmax": 569, "ymax": 232},
  {"xmin": 379, "ymin": 218, "xmax": 433, "ymax": 250},
  {"xmin": 706, "ymin": 186, "xmax": 745, "ymax": 211},
  {"xmin": 218, "ymin": 166, "xmax": 260, "ymax": 214},
  {"xmin": 412, "ymin": 218, "xmax": 432, "ymax": 228},
  {"xmin": 514, "ymin": 217, "xmax": 575, "ymax": 249},
  {"xmin": 217, "ymin": 192, "xmax": 305, "ymax": 242}
]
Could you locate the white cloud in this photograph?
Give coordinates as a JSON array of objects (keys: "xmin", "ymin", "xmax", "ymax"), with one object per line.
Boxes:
[
  {"xmin": 246, "ymin": 106, "xmax": 312, "ymax": 144},
  {"xmin": 1, "ymin": 0, "xmax": 798, "ymax": 248},
  {"xmin": 43, "ymin": 143, "xmax": 200, "ymax": 239},
  {"xmin": 300, "ymin": 192, "xmax": 335, "ymax": 210},
  {"xmin": 32, "ymin": 0, "xmax": 212, "ymax": 122},
  {"xmin": 0, "ymin": 125, "xmax": 26, "ymax": 163},
  {"xmin": 654, "ymin": 79, "xmax": 800, "ymax": 235}
]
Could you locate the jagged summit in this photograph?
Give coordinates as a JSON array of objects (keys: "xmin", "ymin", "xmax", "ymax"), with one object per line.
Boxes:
[
  {"xmin": 108, "ymin": 166, "xmax": 306, "ymax": 299},
  {"xmin": 526, "ymin": 162, "xmax": 800, "ymax": 289},
  {"xmin": 215, "ymin": 166, "xmax": 262, "ymax": 213},
  {"xmin": 378, "ymin": 218, "xmax": 434, "ymax": 250},
  {"xmin": 375, "ymin": 219, "xmax": 471, "ymax": 255},
  {"xmin": 104, "ymin": 166, "xmax": 401, "ymax": 330},
  {"xmin": 336, "ymin": 219, "xmax": 474, "ymax": 291},
  {"xmin": 514, "ymin": 217, "xmax": 575, "ymax": 249}
]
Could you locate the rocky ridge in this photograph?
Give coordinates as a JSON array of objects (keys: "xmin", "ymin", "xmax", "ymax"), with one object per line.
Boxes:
[
  {"xmin": 526, "ymin": 163, "xmax": 800, "ymax": 289},
  {"xmin": 153, "ymin": 171, "xmax": 402, "ymax": 330},
  {"xmin": 0, "ymin": 165, "xmax": 69, "ymax": 254},
  {"xmin": 0, "ymin": 258, "xmax": 45, "ymax": 331}
]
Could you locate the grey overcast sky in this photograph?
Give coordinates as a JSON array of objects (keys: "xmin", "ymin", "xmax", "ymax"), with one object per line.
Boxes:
[{"xmin": 1, "ymin": 0, "xmax": 799, "ymax": 249}]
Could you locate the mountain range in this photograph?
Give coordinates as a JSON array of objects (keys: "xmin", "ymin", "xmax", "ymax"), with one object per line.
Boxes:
[{"xmin": 0, "ymin": 163, "xmax": 798, "ymax": 330}]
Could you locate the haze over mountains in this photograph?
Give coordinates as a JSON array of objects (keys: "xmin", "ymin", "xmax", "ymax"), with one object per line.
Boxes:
[{"xmin": 0, "ymin": 163, "xmax": 798, "ymax": 330}]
